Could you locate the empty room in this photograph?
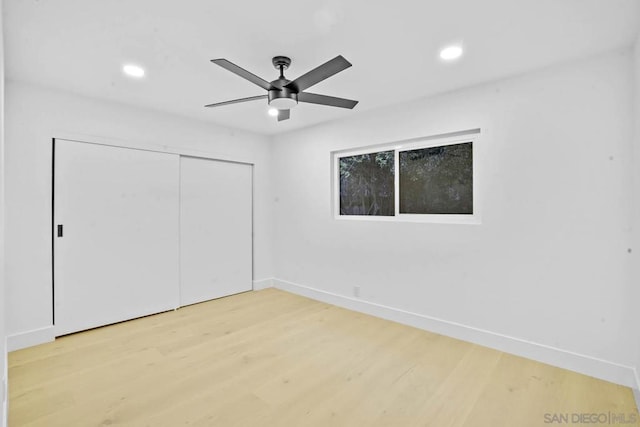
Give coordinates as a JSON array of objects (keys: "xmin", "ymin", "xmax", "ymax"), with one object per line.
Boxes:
[{"xmin": 1, "ymin": 0, "xmax": 640, "ymax": 426}]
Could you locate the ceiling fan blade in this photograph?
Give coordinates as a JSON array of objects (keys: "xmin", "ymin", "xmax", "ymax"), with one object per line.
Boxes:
[
  {"xmin": 298, "ymin": 92, "xmax": 359, "ymax": 109},
  {"xmin": 204, "ymin": 94, "xmax": 267, "ymax": 108},
  {"xmin": 284, "ymin": 55, "xmax": 352, "ymax": 92},
  {"xmin": 277, "ymin": 109, "xmax": 290, "ymax": 121},
  {"xmin": 211, "ymin": 59, "xmax": 277, "ymax": 91}
]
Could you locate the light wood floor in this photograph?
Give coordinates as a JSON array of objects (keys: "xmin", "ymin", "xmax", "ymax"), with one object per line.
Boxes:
[{"xmin": 9, "ymin": 288, "xmax": 639, "ymax": 426}]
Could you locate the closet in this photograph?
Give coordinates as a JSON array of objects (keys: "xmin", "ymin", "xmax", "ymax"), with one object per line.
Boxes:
[{"xmin": 53, "ymin": 139, "xmax": 252, "ymax": 336}]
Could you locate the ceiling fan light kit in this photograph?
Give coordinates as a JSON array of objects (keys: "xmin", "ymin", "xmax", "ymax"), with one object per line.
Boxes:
[{"xmin": 206, "ymin": 55, "xmax": 358, "ymax": 122}]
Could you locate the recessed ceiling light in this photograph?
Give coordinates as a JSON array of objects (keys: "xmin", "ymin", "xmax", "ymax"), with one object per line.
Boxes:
[
  {"xmin": 122, "ymin": 64, "xmax": 145, "ymax": 78},
  {"xmin": 268, "ymin": 108, "xmax": 279, "ymax": 117},
  {"xmin": 439, "ymin": 45, "xmax": 463, "ymax": 61}
]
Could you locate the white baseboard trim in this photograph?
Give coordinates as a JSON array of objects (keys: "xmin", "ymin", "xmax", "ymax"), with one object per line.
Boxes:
[
  {"xmin": 633, "ymin": 388, "xmax": 640, "ymax": 413},
  {"xmin": 2, "ymin": 336, "xmax": 7, "ymax": 427},
  {"xmin": 253, "ymin": 278, "xmax": 275, "ymax": 290},
  {"xmin": 634, "ymin": 368, "xmax": 640, "ymax": 410},
  {"xmin": 273, "ymin": 278, "xmax": 638, "ymax": 389},
  {"xmin": 7, "ymin": 326, "xmax": 55, "ymax": 352}
]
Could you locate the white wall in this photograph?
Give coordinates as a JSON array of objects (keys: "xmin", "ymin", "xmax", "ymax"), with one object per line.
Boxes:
[
  {"xmin": 4, "ymin": 81, "xmax": 273, "ymax": 348},
  {"xmin": 1, "ymin": 2, "xmax": 7, "ymax": 424},
  {"xmin": 271, "ymin": 49, "xmax": 637, "ymax": 386}
]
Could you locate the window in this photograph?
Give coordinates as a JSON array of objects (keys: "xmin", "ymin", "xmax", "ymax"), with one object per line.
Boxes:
[
  {"xmin": 333, "ymin": 131, "xmax": 479, "ymax": 223},
  {"xmin": 399, "ymin": 142, "xmax": 472, "ymax": 214},
  {"xmin": 339, "ymin": 150, "xmax": 394, "ymax": 216}
]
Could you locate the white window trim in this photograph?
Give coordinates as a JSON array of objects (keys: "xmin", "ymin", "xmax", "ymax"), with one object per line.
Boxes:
[{"xmin": 332, "ymin": 129, "xmax": 481, "ymax": 224}]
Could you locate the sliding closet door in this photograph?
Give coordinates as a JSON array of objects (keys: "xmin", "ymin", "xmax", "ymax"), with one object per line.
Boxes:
[
  {"xmin": 54, "ymin": 140, "xmax": 179, "ymax": 336},
  {"xmin": 180, "ymin": 157, "xmax": 252, "ymax": 306}
]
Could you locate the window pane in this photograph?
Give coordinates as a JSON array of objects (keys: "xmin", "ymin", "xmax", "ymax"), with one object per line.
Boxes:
[
  {"xmin": 339, "ymin": 150, "xmax": 394, "ymax": 216},
  {"xmin": 399, "ymin": 142, "xmax": 473, "ymax": 214}
]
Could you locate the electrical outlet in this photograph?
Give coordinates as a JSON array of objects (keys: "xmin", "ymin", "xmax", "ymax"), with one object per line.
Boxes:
[{"xmin": 353, "ymin": 286, "xmax": 360, "ymax": 298}]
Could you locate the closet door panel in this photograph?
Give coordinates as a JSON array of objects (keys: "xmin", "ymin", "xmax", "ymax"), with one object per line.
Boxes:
[
  {"xmin": 180, "ymin": 157, "xmax": 252, "ymax": 306},
  {"xmin": 54, "ymin": 140, "xmax": 179, "ymax": 336}
]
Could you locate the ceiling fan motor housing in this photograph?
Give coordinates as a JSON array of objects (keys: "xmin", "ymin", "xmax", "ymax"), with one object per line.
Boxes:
[{"xmin": 268, "ymin": 77, "xmax": 298, "ymax": 109}]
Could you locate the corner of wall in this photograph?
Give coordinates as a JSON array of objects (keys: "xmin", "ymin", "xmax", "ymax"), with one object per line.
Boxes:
[
  {"xmin": 1, "ymin": 0, "xmax": 7, "ymax": 422},
  {"xmin": 633, "ymin": 32, "xmax": 640, "ymax": 396}
]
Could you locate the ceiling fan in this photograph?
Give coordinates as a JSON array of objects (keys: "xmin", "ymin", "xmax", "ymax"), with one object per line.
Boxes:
[{"xmin": 205, "ymin": 55, "xmax": 358, "ymax": 122}]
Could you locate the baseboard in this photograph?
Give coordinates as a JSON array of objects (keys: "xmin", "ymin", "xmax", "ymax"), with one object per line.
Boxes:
[
  {"xmin": 273, "ymin": 278, "xmax": 638, "ymax": 389},
  {"xmin": 253, "ymin": 278, "xmax": 274, "ymax": 290},
  {"xmin": 634, "ymin": 368, "xmax": 640, "ymax": 411},
  {"xmin": 2, "ymin": 336, "xmax": 7, "ymax": 427},
  {"xmin": 633, "ymin": 388, "xmax": 640, "ymax": 413},
  {"xmin": 7, "ymin": 326, "xmax": 55, "ymax": 352}
]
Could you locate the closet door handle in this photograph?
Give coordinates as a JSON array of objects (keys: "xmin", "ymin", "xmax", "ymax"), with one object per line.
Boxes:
[{"xmin": 57, "ymin": 224, "xmax": 64, "ymax": 237}]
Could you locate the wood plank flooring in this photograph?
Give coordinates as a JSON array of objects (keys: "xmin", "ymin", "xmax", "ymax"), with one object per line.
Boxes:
[{"xmin": 9, "ymin": 288, "xmax": 640, "ymax": 426}]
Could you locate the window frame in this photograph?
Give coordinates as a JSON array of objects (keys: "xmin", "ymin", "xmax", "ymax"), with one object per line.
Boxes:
[{"xmin": 332, "ymin": 131, "xmax": 481, "ymax": 224}]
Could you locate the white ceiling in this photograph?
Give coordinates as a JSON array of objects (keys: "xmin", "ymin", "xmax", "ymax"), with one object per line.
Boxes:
[{"xmin": 4, "ymin": 0, "xmax": 639, "ymax": 136}]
